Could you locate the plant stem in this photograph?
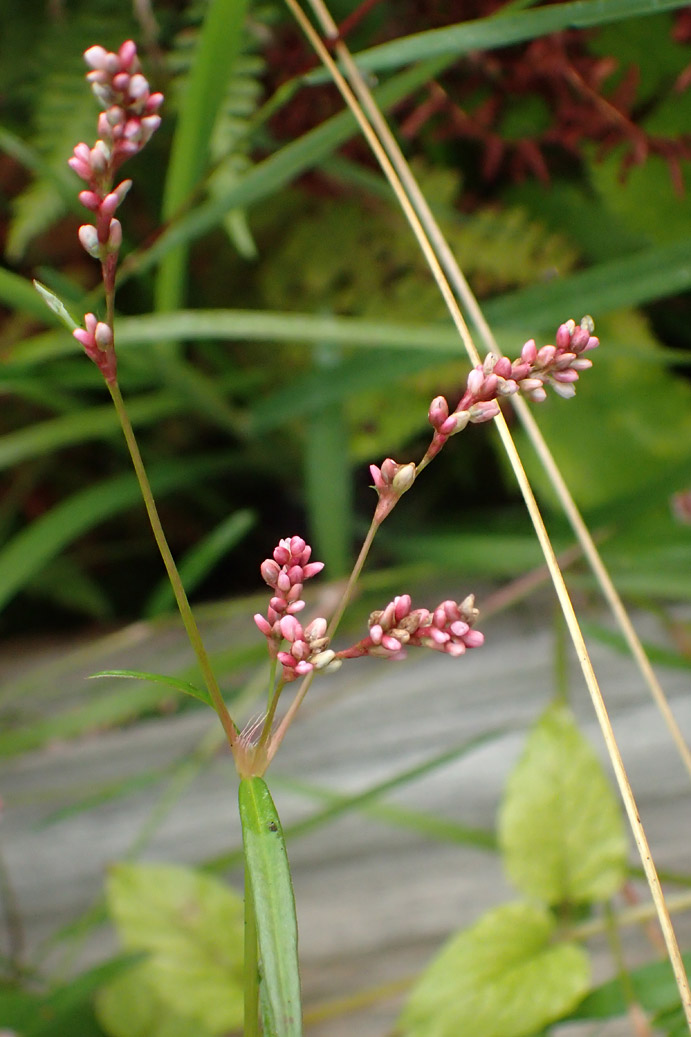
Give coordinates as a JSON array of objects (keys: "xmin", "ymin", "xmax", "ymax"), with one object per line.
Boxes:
[
  {"xmin": 326, "ymin": 517, "xmax": 378, "ymax": 639},
  {"xmin": 243, "ymin": 864, "xmax": 260, "ymax": 1037},
  {"xmin": 107, "ymin": 379, "xmax": 237, "ymax": 748}
]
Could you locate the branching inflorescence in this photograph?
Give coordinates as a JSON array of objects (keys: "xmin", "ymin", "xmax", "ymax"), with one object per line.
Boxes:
[
  {"xmin": 65, "ymin": 41, "xmax": 599, "ymax": 767},
  {"xmin": 255, "ymin": 320, "xmax": 598, "ymax": 691}
]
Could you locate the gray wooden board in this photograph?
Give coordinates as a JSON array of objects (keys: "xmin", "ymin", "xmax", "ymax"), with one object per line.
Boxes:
[{"xmin": 1, "ymin": 601, "xmax": 690, "ymax": 1036}]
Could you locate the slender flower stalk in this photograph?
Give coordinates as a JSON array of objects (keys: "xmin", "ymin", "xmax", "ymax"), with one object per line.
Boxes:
[{"xmin": 68, "ymin": 42, "xmax": 237, "ymax": 751}]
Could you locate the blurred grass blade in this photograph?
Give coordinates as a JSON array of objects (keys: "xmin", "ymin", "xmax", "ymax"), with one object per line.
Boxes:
[
  {"xmin": 145, "ymin": 508, "xmax": 256, "ymax": 617},
  {"xmin": 0, "ymin": 270, "xmax": 65, "ymax": 326},
  {"xmin": 89, "ymin": 670, "xmax": 214, "ymax": 709},
  {"xmin": 239, "ymin": 777, "xmax": 302, "ymax": 1037},
  {"xmin": 0, "ymin": 452, "xmax": 235, "ymax": 614},
  {"xmin": 327, "ymin": 0, "xmax": 691, "ymax": 76},
  {"xmin": 0, "ymin": 394, "xmax": 184, "ymax": 472},
  {"xmin": 156, "ymin": 0, "xmax": 251, "ymax": 316},
  {"xmin": 11, "ymin": 237, "xmax": 691, "ymax": 367},
  {"xmin": 304, "ymin": 347, "xmax": 352, "ymax": 577}
]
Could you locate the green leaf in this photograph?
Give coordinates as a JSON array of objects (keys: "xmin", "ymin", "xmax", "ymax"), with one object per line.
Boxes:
[
  {"xmin": 0, "ymin": 955, "xmax": 139, "ymax": 1037},
  {"xmin": 498, "ymin": 702, "xmax": 628, "ymax": 904},
  {"xmin": 327, "ymin": 0, "xmax": 691, "ymax": 77},
  {"xmin": 239, "ymin": 777, "xmax": 302, "ymax": 1037},
  {"xmin": 33, "ymin": 279, "xmax": 79, "ymax": 330},
  {"xmin": 89, "ymin": 670, "xmax": 214, "ymax": 710},
  {"xmin": 97, "ymin": 966, "xmax": 215, "ymax": 1037},
  {"xmin": 568, "ymin": 950, "xmax": 691, "ymax": 1020},
  {"xmin": 399, "ymin": 901, "xmax": 590, "ymax": 1037},
  {"xmin": 99, "ymin": 863, "xmax": 244, "ymax": 1035}
]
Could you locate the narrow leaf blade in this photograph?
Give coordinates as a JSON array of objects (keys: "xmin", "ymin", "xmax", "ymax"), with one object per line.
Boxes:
[{"xmin": 239, "ymin": 777, "xmax": 302, "ymax": 1037}]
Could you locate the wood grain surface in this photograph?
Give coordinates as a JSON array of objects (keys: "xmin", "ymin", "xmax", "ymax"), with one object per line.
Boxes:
[{"xmin": 1, "ymin": 598, "xmax": 690, "ymax": 1035}]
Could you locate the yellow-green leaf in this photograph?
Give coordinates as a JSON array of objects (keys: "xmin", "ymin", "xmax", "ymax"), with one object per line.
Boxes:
[{"xmin": 499, "ymin": 702, "xmax": 628, "ymax": 904}]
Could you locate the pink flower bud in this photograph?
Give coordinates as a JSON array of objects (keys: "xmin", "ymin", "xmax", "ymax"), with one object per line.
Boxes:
[
  {"xmin": 107, "ymin": 218, "xmax": 122, "ymax": 252},
  {"xmin": 279, "ymin": 615, "xmax": 301, "ymax": 642},
  {"xmin": 555, "ymin": 322, "xmax": 573, "ymax": 350},
  {"xmin": 468, "ymin": 400, "xmax": 500, "ymax": 423},
  {"xmin": 254, "ymin": 614, "xmax": 272, "ymax": 636},
  {"xmin": 118, "ymin": 40, "xmax": 139, "ymax": 71},
  {"xmin": 84, "ymin": 45, "xmax": 109, "ymax": 70},
  {"xmin": 302, "ymin": 561, "xmax": 324, "ymax": 580},
  {"xmin": 449, "ymin": 410, "xmax": 470, "ymax": 434},
  {"xmin": 392, "ymin": 462, "xmax": 416, "ymax": 494},
  {"xmin": 94, "ymin": 322, "xmax": 113, "ymax": 348},
  {"xmin": 521, "ymin": 339, "xmax": 538, "ymax": 364},
  {"xmin": 128, "ymin": 73, "xmax": 149, "ymax": 100},
  {"xmin": 551, "ymin": 381, "xmax": 576, "ymax": 399},
  {"xmin": 428, "ymin": 395, "xmax": 449, "ymax": 429},
  {"xmin": 537, "ymin": 344, "xmax": 556, "ymax": 365},
  {"xmin": 78, "ymin": 190, "xmax": 101, "ymax": 211},
  {"xmin": 466, "ymin": 367, "xmax": 485, "ymax": 396},
  {"xmin": 78, "ymin": 224, "xmax": 101, "ymax": 257}
]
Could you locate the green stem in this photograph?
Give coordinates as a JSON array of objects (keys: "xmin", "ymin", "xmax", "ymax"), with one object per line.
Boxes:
[
  {"xmin": 326, "ymin": 517, "xmax": 379, "ymax": 639},
  {"xmin": 107, "ymin": 379, "xmax": 237, "ymax": 748},
  {"xmin": 243, "ymin": 863, "xmax": 260, "ymax": 1037}
]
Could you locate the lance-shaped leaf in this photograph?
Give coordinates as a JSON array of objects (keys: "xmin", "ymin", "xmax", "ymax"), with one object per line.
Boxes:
[
  {"xmin": 239, "ymin": 776, "xmax": 302, "ymax": 1036},
  {"xmin": 499, "ymin": 702, "xmax": 628, "ymax": 904}
]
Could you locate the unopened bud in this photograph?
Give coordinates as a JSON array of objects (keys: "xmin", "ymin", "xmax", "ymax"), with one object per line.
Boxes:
[
  {"xmin": 78, "ymin": 224, "xmax": 101, "ymax": 258},
  {"xmin": 392, "ymin": 462, "xmax": 416, "ymax": 494}
]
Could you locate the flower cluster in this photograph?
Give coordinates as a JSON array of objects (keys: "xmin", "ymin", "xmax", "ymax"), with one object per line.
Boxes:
[
  {"xmin": 337, "ymin": 594, "xmax": 485, "ymax": 661},
  {"xmin": 69, "ymin": 41, "xmax": 162, "ymax": 384},
  {"xmin": 371, "ymin": 318, "xmax": 598, "ymax": 521},
  {"xmin": 253, "ymin": 536, "xmax": 337, "ymax": 683},
  {"xmin": 428, "ymin": 317, "xmax": 599, "ymax": 446},
  {"xmin": 69, "ymin": 42, "xmax": 163, "ymax": 266},
  {"xmin": 73, "ymin": 314, "xmax": 116, "ymax": 384},
  {"xmin": 254, "ymin": 538, "xmax": 485, "ymax": 683}
]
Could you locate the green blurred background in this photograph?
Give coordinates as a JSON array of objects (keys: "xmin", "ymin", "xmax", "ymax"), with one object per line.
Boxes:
[{"xmin": 1, "ymin": 0, "xmax": 690, "ymax": 639}]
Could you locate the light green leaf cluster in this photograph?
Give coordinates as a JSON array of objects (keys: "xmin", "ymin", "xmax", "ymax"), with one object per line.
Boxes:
[
  {"xmin": 96, "ymin": 863, "xmax": 244, "ymax": 1037},
  {"xmin": 400, "ymin": 703, "xmax": 627, "ymax": 1036}
]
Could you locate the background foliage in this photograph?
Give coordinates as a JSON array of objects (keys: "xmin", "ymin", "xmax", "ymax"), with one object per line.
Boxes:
[
  {"xmin": 1, "ymin": 0, "xmax": 690, "ymax": 636},
  {"xmin": 1, "ymin": 0, "xmax": 691, "ymax": 1031}
]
